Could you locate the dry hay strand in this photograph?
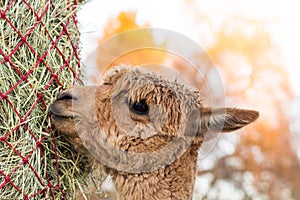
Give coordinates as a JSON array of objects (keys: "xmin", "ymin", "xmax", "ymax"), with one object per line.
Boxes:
[{"xmin": 0, "ymin": 0, "xmax": 105, "ymax": 199}]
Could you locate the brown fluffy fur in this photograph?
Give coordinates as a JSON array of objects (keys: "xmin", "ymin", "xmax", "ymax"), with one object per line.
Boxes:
[{"xmin": 49, "ymin": 66, "xmax": 259, "ymax": 199}]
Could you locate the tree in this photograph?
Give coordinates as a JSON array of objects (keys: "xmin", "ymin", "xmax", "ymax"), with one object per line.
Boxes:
[{"xmin": 197, "ymin": 14, "xmax": 300, "ymax": 200}]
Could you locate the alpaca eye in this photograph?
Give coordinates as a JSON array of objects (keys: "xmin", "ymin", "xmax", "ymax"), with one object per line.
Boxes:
[{"xmin": 129, "ymin": 100, "xmax": 149, "ymax": 115}]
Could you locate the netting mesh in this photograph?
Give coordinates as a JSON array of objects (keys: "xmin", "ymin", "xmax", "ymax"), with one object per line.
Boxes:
[{"xmin": 0, "ymin": 0, "xmax": 92, "ymax": 199}]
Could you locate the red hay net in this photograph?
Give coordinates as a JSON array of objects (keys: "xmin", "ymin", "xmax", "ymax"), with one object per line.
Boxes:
[{"xmin": 0, "ymin": 0, "xmax": 81, "ymax": 199}]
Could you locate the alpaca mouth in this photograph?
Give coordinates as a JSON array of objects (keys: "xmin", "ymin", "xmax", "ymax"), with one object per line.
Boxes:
[
  {"xmin": 50, "ymin": 113, "xmax": 74, "ymax": 120},
  {"xmin": 48, "ymin": 104, "xmax": 78, "ymax": 137},
  {"xmin": 48, "ymin": 105, "xmax": 74, "ymax": 121}
]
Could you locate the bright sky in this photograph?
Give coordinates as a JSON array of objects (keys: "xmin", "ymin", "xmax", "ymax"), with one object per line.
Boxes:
[{"xmin": 78, "ymin": 0, "xmax": 300, "ymax": 97}]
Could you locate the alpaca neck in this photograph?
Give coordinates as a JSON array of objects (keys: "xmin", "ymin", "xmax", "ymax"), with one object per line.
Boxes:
[{"xmin": 110, "ymin": 145, "xmax": 199, "ymax": 200}]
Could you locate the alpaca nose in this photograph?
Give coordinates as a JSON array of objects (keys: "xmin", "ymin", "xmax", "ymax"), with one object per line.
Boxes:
[
  {"xmin": 55, "ymin": 86, "xmax": 98, "ymax": 104},
  {"xmin": 56, "ymin": 90, "xmax": 78, "ymax": 101}
]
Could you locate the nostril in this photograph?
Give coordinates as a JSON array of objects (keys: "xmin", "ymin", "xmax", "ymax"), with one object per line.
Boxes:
[{"xmin": 57, "ymin": 92, "xmax": 77, "ymax": 101}]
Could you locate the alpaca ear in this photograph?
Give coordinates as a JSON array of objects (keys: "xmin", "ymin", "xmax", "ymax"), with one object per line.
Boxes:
[{"xmin": 199, "ymin": 107, "xmax": 259, "ymax": 134}]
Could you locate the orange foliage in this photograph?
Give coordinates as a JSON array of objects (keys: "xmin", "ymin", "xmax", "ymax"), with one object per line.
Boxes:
[
  {"xmin": 102, "ymin": 12, "xmax": 141, "ymax": 37},
  {"xmin": 96, "ymin": 12, "xmax": 166, "ymax": 75}
]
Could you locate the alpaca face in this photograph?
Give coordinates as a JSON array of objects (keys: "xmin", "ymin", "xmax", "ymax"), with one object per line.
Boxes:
[
  {"xmin": 49, "ymin": 66, "xmax": 258, "ymax": 172},
  {"xmin": 49, "ymin": 66, "xmax": 201, "ymax": 147}
]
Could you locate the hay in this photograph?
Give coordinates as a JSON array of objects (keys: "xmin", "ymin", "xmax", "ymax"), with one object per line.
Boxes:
[{"xmin": 0, "ymin": 0, "xmax": 105, "ymax": 199}]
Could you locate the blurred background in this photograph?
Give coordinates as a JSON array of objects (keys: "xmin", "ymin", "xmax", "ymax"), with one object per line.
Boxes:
[{"xmin": 77, "ymin": 0, "xmax": 300, "ymax": 199}]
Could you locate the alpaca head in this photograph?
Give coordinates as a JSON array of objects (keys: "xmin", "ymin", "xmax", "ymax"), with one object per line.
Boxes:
[{"xmin": 49, "ymin": 66, "xmax": 258, "ymax": 173}]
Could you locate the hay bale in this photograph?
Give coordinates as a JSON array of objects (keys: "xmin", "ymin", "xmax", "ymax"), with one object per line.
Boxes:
[{"xmin": 0, "ymin": 0, "xmax": 104, "ymax": 199}]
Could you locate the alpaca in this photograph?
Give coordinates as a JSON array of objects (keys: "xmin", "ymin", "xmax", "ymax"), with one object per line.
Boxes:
[{"xmin": 49, "ymin": 66, "xmax": 259, "ymax": 200}]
